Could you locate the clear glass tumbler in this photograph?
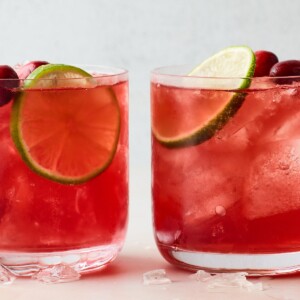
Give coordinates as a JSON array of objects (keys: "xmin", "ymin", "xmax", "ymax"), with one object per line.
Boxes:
[
  {"xmin": 151, "ymin": 65, "xmax": 300, "ymax": 276},
  {"xmin": 0, "ymin": 65, "xmax": 128, "ymax": 282}
]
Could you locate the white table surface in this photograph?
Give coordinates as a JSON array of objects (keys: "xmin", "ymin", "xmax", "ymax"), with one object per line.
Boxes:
[{"xmin": 1, "ymin": 167, "xmax": 300, "ymax": 300}]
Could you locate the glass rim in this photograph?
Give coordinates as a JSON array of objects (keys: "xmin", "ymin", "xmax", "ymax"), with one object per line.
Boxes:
[
  {"xmin": 0, "ymin": 64, "xmax": 128, "ymax": 82},
  {"xmin": 76, "ymin": 64, "xmax": 129, "ymax": 78},
  {"xmin": 151, "ymin": 64, "xmax": 300, "ymax": 80}
]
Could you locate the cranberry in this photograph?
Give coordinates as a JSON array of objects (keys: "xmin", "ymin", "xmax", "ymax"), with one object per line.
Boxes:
[
  {"xmin": 18, "ymin": 61, "xmax": 49, "ymax": 79},
  {"xmin": 0, "ymin": 65, "xmax": 19, "ymax": 89},
  {"xmin": 269, "ymin": 60, "xmax": 300, "ymax": 77},
  {"xmin": 254, "ymin": 50, "xmax": 279, "ymax": 77},
  {"xmin": 0, "ymin": 65, "xmax": 19, "ymax": 107}
]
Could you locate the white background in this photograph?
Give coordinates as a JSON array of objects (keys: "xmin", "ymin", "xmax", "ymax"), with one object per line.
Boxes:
[{"xmin": 0, "ymin": 1, "xmax": 300, "ymax": 298}]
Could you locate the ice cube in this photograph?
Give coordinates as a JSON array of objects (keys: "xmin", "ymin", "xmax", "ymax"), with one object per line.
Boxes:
[
  {"xmin": 243, "ymin": 85, "xmax": 300, "ymax": 144},
  {"xmin": 243, "ymin": 140, "xmax": 300, "ymax": 219},
  {"xmin": 211, "ymin": 85, "xmax": 300, "ymax": 149},
  {"xmin": 181, "ymin": 156, "xmax": 244, "ymax": 225},
  {"xmin": 206, "ymin": 272, "xmax": 263, "ymax": 292},
  {"xmin": 274, "ymin": 111, "xmax": 300, "ymax": 141},
  {"xmin": 154, "ymin": 140, "xmax": 246, "ymax": 226},
  {"xmin": 190, "ymin": 270, "xmax": 212, "ymax": 282},
  {"xmin": 32, "ymin": 265, "xmax": 80, "ymax": 283},
  {"xmin": 191, "ymin": 270, "xmax": 264, "ymax": 292},
  {"xmin": 143, "ymin": 269, "xmax": 172, "ymax": 285},
  {"xmin": 217, "ymin": 89, "xmax": 275, "ymax": 143}
]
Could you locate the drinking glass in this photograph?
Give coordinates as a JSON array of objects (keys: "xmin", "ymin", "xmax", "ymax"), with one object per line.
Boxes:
[
  {"xmin": 0, "ymin": 65, "xmax": 128, "ymax": 282},
  {"xmin": 151, "ymin": 65, "xmax": 300, "ymax": 276}
]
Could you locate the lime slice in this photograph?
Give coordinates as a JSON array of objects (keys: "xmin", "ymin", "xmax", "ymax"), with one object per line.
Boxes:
[
  {"xmin": 11, "ymin": 64, "xmax": 120, "ymax": 184},
  {"xmin": 152, "ymin": 46, "xmax": 256, "ymax": 147},
  {"xmin": 189, "ymin": 46, "xmax": 255, "ymax": 89},
  {"xmin": 25, "ymin": 64, "xmax": 95, "ymax": 88}
]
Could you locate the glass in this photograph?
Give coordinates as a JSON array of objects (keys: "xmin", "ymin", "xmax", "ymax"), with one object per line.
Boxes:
[
  {"xmin": 151, "ymin": 65, "xmax": 300, "ymax": 276},
  {"xmin": 0, "ymin": 65, "xmax": 128, "ymax": 281}
]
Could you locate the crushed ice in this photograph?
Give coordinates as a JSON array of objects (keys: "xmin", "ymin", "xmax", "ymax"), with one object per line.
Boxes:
[
  {"xmin": 143, "ymin": 269, "xmax": 172, "ymax": 285},
  {"xmin": 190, "ymin": 270, "xmax": 263, "ymax": 292},
  {"xmin": 32, "ymin": 265, "xmax": 80, "ymax": 283},
  {"xmin": 143, "ymin": 269, "xmax": 264, "ymax": 291},
  {"xmin": 0, "ymin": 265, "xmax": 16, "ymax": 285}
]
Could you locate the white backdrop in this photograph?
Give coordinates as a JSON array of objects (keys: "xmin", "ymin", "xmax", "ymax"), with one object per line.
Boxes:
[{"xmin": 0, "ymin": 0, "xmax": 299, "ymax": 238}]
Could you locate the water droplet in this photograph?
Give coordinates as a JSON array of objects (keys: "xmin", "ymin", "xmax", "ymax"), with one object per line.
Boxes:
[{"xmin": 215, "ymin": 205, "xmax": 226, "ymax": 216}]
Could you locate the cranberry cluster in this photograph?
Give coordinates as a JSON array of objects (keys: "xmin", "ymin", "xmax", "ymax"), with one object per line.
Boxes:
[{"xmin": 254, "ymin": 50, "xmax": 300, "ymax": 77}]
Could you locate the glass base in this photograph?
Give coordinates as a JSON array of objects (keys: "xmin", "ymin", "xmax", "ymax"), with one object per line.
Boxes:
[
  {"xmin": 0, "ymin": 244, "xmax": 121, "ymax": 283},
  {"xmin": 160, "ymin": 246, "xmax": 300, "ymax": 276}
]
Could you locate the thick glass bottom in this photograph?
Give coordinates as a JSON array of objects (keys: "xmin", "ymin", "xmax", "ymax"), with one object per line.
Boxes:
[
  {"xmin": 159, "ymin": 245, "xmax": 300, "ymax": 276},
  {"xmin": 0, "ymin": 244, "xmax": 122, "ymax": 283}
]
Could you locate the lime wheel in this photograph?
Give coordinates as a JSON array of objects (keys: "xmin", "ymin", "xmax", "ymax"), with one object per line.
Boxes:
[{"xmin": 11, "ymin": 64, "xmax": 120, "ymax": 184}]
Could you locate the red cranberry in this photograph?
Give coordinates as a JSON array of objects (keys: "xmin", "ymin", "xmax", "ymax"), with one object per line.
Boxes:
[
  {"xmin": 0, "ymin": 65, "xmax": 19, "ymax": 107},
  {"xmin": 254, "ymin": 50, "xmax": 279, "ymax": 77},
  {"xmin": 18, "ymin": 61, "xmax": 49, "ymax": 79},
  {"xmin": 0, "ymin": 65, "xmax": 20, "ymax": 89},
  {"xmin": 269, "ymin": 60, "xmax": 300, "ymax": 77}
]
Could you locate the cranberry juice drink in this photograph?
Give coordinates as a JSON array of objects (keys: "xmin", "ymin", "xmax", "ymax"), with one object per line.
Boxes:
[
  {"xmin": 0, "ymin": 64, "xmax": 128, "ymax": 280},
  {"xmin": 151, "ymin": 56, "xmax": 300, "ymax": 275}
]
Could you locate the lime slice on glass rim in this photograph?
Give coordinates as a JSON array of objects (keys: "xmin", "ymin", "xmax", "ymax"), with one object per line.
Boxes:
[
  {"xmin": 10, "ymin": 64, "xmax": 120, "ymax": 184},
  {"xmin": 152, "ymin": 46, "xmax": 256, "ymax": 147}
]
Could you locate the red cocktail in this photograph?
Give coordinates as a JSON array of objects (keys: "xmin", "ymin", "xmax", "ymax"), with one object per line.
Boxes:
[
  {"xmin": 151, "ymin": 63, "xmax": 300, "ymax": 275},
  {"xmin": 0, "ymin": 64, "xmax": 128, "ymax": 281}
]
